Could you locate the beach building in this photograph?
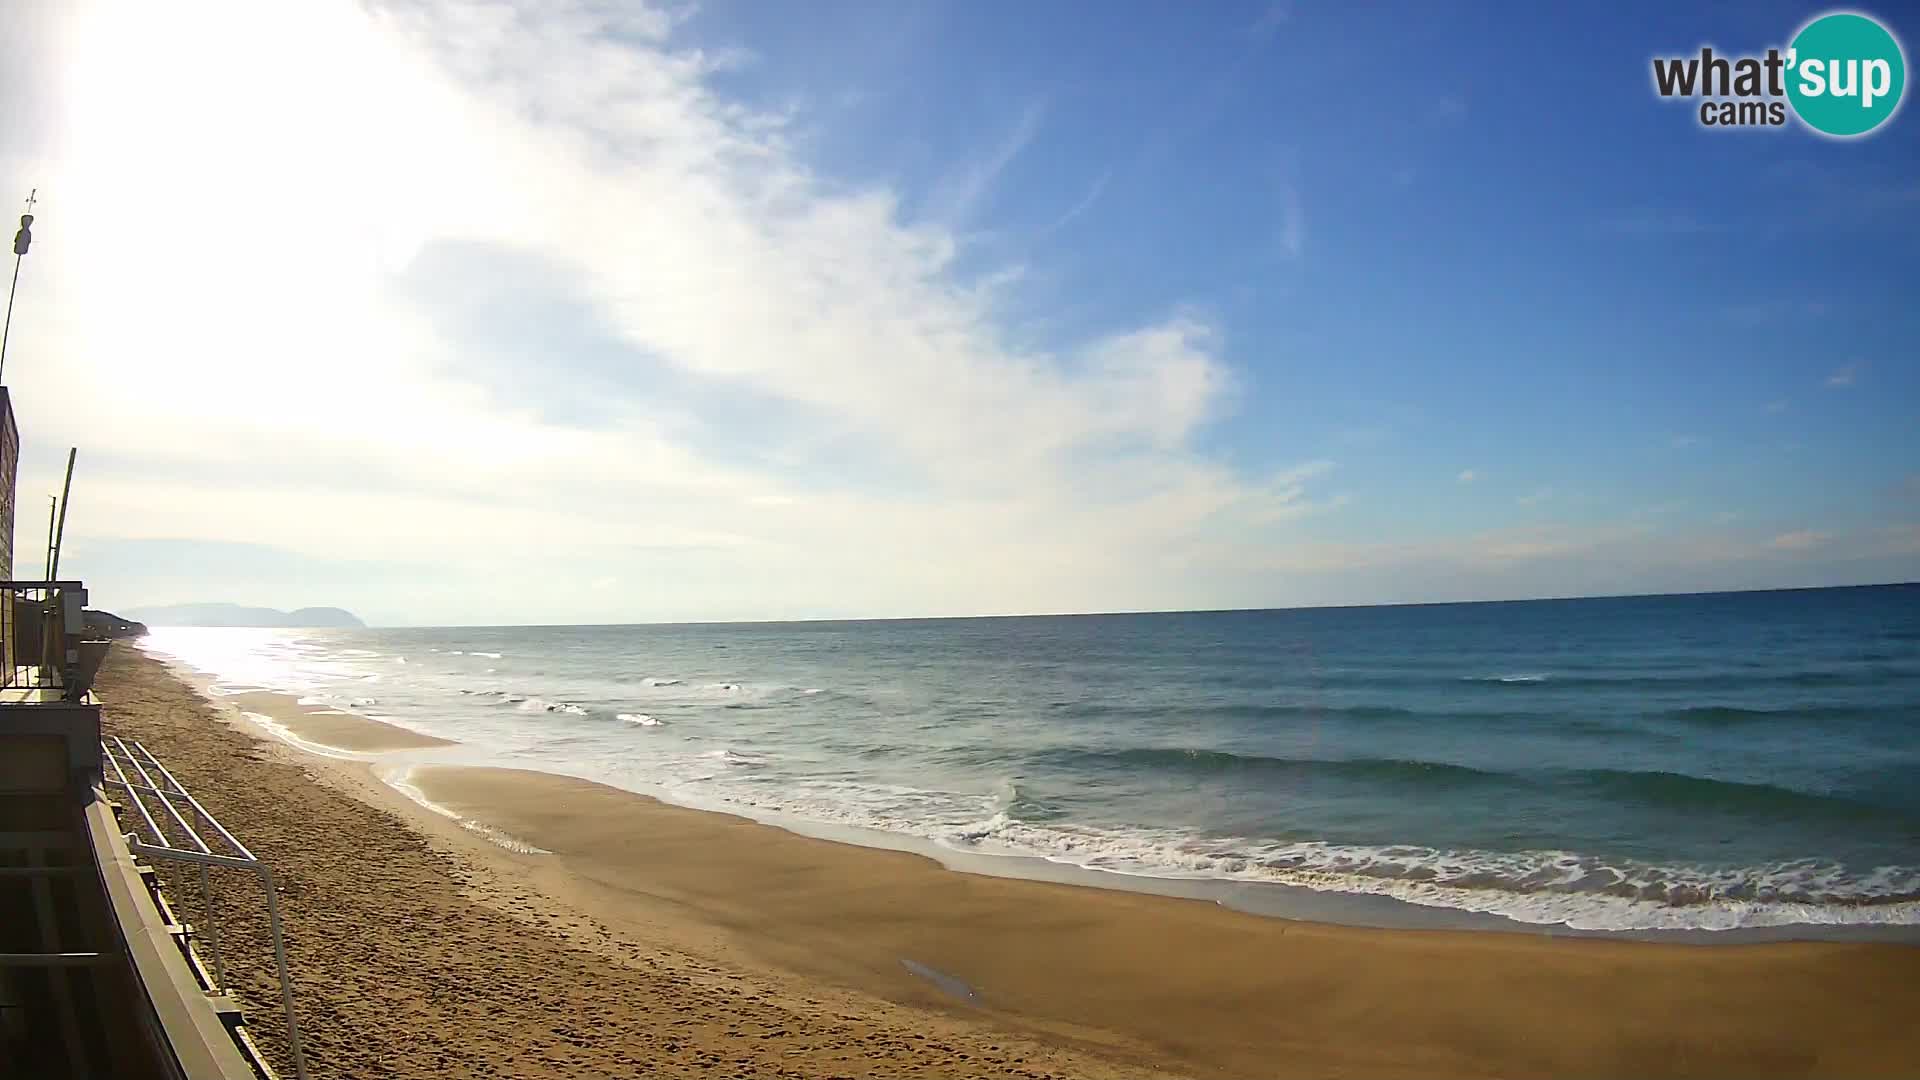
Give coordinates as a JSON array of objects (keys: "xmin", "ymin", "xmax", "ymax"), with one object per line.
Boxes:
[{"xmin": 0, "ymin": 361, "xmax": 298, "ymax": 1073}]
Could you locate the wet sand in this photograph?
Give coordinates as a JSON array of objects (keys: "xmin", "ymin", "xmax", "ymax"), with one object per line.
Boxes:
[
  {"xmin": 98, "ymin": 646, "xmax": 1920, "ymax": 1078},
  {"xmin": 220, "ymin": 690, "xmax": 452, "ymax": 752}
]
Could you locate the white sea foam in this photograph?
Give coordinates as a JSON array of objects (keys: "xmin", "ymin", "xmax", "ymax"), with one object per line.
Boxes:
[
  {"xmin": 650, "ymin": 774, "xmax": 1920, "ymax": 932},
  {"xmin": 471, "ymin": 651, "xmax": 504, "ymax": 659},
  {"xmin": 142, "ymin": 624, "xmax": 1920, "ymax": 935},
  {"xmin": 381, "ymin": 766, "xmax": 551, "ymax": 855},
  {"xmin": 235, "ymin": 710, "xmax": 372, "ymax": 761}
]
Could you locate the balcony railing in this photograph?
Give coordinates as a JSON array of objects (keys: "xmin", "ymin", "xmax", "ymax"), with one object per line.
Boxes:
[{"xmin": 0, "ymin": 581, "xmax": 108, "ymax": 701}]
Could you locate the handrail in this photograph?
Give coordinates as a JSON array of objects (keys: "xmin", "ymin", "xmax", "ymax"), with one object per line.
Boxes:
[{"xmin": 101, "ymin": 738, "xmax": 309, "ymax": 1080}]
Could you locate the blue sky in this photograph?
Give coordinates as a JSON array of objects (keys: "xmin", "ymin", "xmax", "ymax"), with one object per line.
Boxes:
[
  {"xmin": 685, "ymin": 0, "xmax": 1919, "ymax": 536},
  {"xmin": 1, "ymin": 1, "xmax": 1915, "ymax": 624}
]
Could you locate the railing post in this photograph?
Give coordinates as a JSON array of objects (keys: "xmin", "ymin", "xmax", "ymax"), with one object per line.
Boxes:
[
  {"xmin": 197, "ymin": 863, "xmax": 226, "ymax": 992},
  {"xmin": 255, "ymin": 864, "xmax": 308, "ymax": 1080}
]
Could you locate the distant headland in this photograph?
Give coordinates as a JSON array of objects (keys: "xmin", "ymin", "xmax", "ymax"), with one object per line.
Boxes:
[{"xmin": 123, "ymin": 603, "xmax": 367, "ymax": 628}]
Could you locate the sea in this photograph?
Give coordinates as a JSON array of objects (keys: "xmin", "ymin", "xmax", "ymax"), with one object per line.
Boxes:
[{"xmin": 139, "ymin": 584, "xmax": 1920, "ymax": 936}]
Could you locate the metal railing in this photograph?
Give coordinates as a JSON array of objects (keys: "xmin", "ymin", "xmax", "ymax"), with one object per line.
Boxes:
[
  {"xmin": 100, "ymin": 736, "xmax": 308, "ymax": 1080},
  {"xmin": 0, "ymin": 580, "xmax": 103, "ymax": 697}
]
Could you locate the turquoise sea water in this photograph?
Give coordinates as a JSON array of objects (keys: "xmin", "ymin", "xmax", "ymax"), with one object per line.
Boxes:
[{"xmin": 144, "ymin": 584, "xmax": 1920, "ymax": 933}]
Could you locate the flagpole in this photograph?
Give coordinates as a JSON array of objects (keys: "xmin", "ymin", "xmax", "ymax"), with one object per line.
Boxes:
[
  {"xmin": 42, "ymin": 496, "xmax": 55, "ymax": 580},
  {"xmin": 49, "ymin": 448, "xmax": 75, "ymax": 581},
  {"xmin": 1, "ymin": 189, "xmax": 38, "ymax": 385}
]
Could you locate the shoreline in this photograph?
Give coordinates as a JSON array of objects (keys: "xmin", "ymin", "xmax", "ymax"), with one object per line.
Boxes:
[
  {"xmin": 102, "ymin": 646, "xmax": 1169, "ymax": 1078},
  {"xmin": 169, "ymin": 647, "xmax": 1920, "ymax": 946},
  {"xmin": 112, "ymin": 646, "xmax": 1920, "ymax": 1078}
]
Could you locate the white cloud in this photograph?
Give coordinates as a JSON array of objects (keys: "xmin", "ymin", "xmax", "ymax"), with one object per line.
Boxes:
[
  {"xmin": 926, "ymin": 98, "xmax": 1047, "ymax": 226},
  {"xmin": 1456, "ymin": 469, "xmax": 1477, "ymax": 483},
  {"xmin": 1763, "ymin": 399, "xmax": 1788, "ymax": 414},
  {"xmin": 4, "ymin": 0, "xmax": 1340, "ymax": 623},
  {"xmin": 1769, "ymin": 530, "xmax": 1831, "ymax": 551},
  {"xmin": 1247, "ymin": 2, "xmax": 1293, "ymax": 41},
  {"xmin": 1432, "ymin": 95, "xmax": 1469, "ymax": 124},
  {"xmin": 1825, "ymin": 362, "xmax": 1860, "ymax": 387},
  {"xmin": 1277, "ymin": 182, "xmax": 1306, "ymax": 258},
  {"xmin": 1038, "ymin": 168, "xmax": 1111, "ymax": 235},
  {"xmin": 8, "ymin": 2, "xmax": 1907, "ymax": 624}
]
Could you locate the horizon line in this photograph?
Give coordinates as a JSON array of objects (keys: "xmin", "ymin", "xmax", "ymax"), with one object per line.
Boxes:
[{"xmin": 130, "ymin": 580, "xmax": 1917, "ymax": 631}]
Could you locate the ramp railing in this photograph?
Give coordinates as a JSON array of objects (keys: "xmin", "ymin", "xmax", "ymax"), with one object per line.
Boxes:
[{"xmin": 100, "ymin": 735, "xmax": 308, "ymax": 1080}]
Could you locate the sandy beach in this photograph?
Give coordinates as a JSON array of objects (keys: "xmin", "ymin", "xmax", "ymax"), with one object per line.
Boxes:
[
  {"xmin": 219, "ymin": 690, "xmax": 453, "ymax": 752},
  {"xmin": 96, "ymin": 646, "xmax": 1920, "ymax": 1079}
]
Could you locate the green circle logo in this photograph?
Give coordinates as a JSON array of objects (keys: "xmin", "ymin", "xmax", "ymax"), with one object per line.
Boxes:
[{"xmin": 1787, "ymin": 12, "xmax": 1907, "ymax": 137}]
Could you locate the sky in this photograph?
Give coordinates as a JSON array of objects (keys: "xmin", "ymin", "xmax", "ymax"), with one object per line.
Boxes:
[{"xmin": 0, "ymin": 0, "xmax": 1914, "ymax": 626}]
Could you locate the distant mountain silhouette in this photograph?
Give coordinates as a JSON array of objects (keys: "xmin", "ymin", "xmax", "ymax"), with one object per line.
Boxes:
[
  {"xmin": 82, "ymin": 609, "xmax": 149, "ymax": 638},
  {"xmin": 124, "ymin": 603, "xmax": 367, "ymax": 628}
]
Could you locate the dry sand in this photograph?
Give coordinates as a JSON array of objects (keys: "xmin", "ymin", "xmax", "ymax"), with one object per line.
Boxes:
[{"xmin": 96, "ymin": 646, "xmax": 1920, "ymax": 1079}]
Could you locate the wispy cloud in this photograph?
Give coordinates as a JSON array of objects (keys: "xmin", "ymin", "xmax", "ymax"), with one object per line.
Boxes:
[
  {"xmin": 1517, "ymin": 488, "xmax": 1554, "ymax": 506},
  {"xmin": 1277, "ymin": 181, "xmax": 1306, "ymax": 258},
  {"xmin": 11, "ymin": 1, "xmax": 1909, "ymax": 623},
  {"xmin": 9, "ymin": 1, "xmax": 1369, "ymax": 623},
  {"xmin": 1631, "ymin": 500, "xmax": 1688, "ymax": 520},
  {"xmin": 1332, "ymin": 425, "xmax": 1391, "ymax": 448},
  {"xmin": 1762, "ymin": 162, "xmax": 1920, "ymax": 230},
  {"xmin": 1247, "ymin": 460, "xmax": 1341, "ymax": 522},
  {"xmin": 1600, "ymin": 209, "xmax": 1726, "ymax": 236},
  {"xmin": 1456, "ymin": 468, "xmax": 1477, "ymax": 483},
  {"xmin": 1825, "ymin": 362, "xmax": 1861, "ymax": 388},
  {"xmin": 1038, "ymin": 168, "xmax": 1111, "ymax": 235},
  {"xmin": 1769, "ymin": 530, "xmax": 1831, "ymax": 551},
  {"xmin": 1246, "ymin": 1, "xmax": 1293, "ymax": 42},
  {"xmin": 1763, "ymin": 399, "xmax": 1789, "ymax": 414},
  {"xmin": 928, "ymin": 98, "xmax": 1047, "ymax": 226},
  {"xmin": 1432, "ymin": 95, "xmax": 1469, "ymax": 124},
  {"xmin": 1669, "ymin": 434, "xmax": 1704, "ymax": 449}
]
